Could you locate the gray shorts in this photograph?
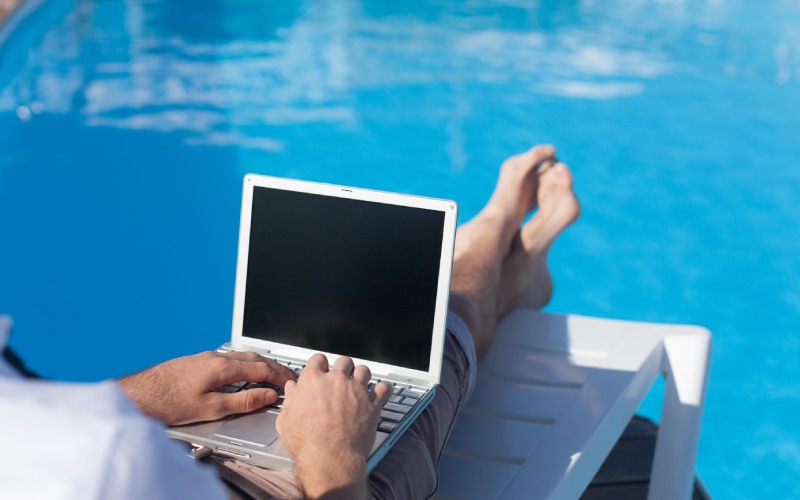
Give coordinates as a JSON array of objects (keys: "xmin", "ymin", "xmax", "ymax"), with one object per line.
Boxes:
[{"xmin": 212, "ymin": 312, "xmax": 477, "ymax": 500}]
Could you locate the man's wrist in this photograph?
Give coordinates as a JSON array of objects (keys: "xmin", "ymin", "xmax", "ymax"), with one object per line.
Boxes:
[
  {"xmin": 116, "ymin": 372, "xmax": 146, "ymax": 410},
  {"xmin": 294, "ymin": 446, "xmax": 368, "ymax": 500}
]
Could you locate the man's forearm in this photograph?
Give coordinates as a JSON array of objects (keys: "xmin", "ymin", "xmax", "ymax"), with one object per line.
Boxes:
[{"xmin": 294, "ymin": 446, "xmax": 368, "ymax": 500}]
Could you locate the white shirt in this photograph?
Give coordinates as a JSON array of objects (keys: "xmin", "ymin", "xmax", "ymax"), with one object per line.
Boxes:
[{"xmin": 0, "ymin": 315, "xmax": 228, "ymax": 500}]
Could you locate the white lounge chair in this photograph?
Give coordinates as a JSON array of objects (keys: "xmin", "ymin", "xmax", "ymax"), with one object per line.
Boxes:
[{"xmin": 436, "ymin": 308, "xmax": 711, "ymax": 500}]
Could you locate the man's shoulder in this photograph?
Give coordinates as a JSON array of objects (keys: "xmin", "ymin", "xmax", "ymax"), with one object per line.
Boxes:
[{"xmin": 0, "ymin": 378, "xmax": 227, "ymax": 500}]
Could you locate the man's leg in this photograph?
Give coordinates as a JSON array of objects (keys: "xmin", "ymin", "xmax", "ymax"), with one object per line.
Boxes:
[
  {"xmin": 369, "ymin": 147, "xmax": 580, "ymax": 499},
  {"xmin": 498, "ymin": 160, "xmax": 581, "ymax": 316},
  {"xmin": 449, "ymin": 145, "xmax": 556, "ymax": 357}
]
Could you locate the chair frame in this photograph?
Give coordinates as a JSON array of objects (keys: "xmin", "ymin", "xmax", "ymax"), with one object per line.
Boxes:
[{"xmin": 436, "ymin": 309, "xmax": 711, "ymax": 499}]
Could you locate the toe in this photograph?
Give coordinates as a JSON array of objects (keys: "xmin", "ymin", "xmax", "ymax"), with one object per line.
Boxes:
[
  {"xmin": 542, "ymin": 161, "xmax": 573, "ymax": 186},
  {"xmin": 522, "ymin": 144, "xmax": 556, "ymax": 166},
  {"xmin": 503, "ymin": 144, "xmax": 556, "ymax": 171}
]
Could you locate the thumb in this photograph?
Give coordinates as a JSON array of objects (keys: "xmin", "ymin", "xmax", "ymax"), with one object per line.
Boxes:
[
  {"xmin": 209, "ymin": 388, "xmax": 275, "ymax": 418},
  {"xmin": 284, "ymin": 379, "xmax": 297, "ymax": 396}
]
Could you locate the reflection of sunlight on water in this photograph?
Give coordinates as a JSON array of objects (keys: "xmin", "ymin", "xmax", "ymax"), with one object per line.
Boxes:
[
  {"xmin": 773, "ymin": 32, "xmax": 800, "ymax": 84},
  {"xmin": 455, "ymin": 31, "xmax": 669, "ymax": 100},
  {"xmin": 3, "ymin": 0, "xmax": 799, "ymax": 161},
  {"xmin": 750, "ymin": 424, "xmax": 800, "ymax": 474},
  {"xmin": 2, "ymin": 0, "xmax": 687, "ymax": 151},
  {"xmin": 535, "ymin": 81, "xmax": 644, "ymax": 99},
  {"xmin": 184, "ymin": 132, "xmax": 284, "ymax": 152}
]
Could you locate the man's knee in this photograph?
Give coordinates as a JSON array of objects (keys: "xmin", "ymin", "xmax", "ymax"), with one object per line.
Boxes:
[
  {"xmin": 447, "ymin": 294, "xmax": 481, "ymax": 339},
  {"xmin": 369, "ymin": 429, "xmax": 439, "ymax": 499},
  {"xmin": 368, "ymin": 329, "xmax": 475, "ymax": 499}
]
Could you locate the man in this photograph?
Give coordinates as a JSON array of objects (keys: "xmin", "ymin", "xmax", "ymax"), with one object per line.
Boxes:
[{"xmin": 0, "ymin": 144, "xmax": 579, "ymax": 499}]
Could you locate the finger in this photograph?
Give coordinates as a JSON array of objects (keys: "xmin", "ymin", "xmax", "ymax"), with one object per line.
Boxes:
[
  {"xmin": 276, "ymin": 410, "xmax": 286, "ymax": 438},
  {"xmin": 305, "ymin": 353, "xmax": 329, "ymax": 373},
  {"xmin": 353, "ymin": 365, "xmax": 371, "ymax": 386},
  {"xmin": 213, "ymin": 359, "xmax": 294, "ymax": 388},
  {"xmin": 207, "ymin": 388, "xmax": 277, "ymax": 418},
  {"xmin": 219, "ymin": 351, "xmax": 296, "ymax": 382},
  {"xmin": 332, "ymin": 356, "xmax": 356, "ymax": 377},
  {"xmin": 218, "ymin": 350, "xmax": 263, "ymax": 362},
  {"xmin": 372, "ymin": 381, "xmax": 392, "ymax": 407},
  {"xmin": 284, "ymin": 379, "xmax": 297, "ymax": 396}
]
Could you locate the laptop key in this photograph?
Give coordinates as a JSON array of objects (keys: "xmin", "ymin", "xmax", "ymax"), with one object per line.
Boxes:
[
  {"xmin": 388, "ymin": 395, "xmax": 404, "ymax": 404},
  {"xmin": 378, "ymin": 421, "xmax": 398, "ymax": 433},
  {"xmin": 401, "ymin": 388, "xmax": 425, "ymax": 399},
  {"xmin": 270, "ymin": 394, "xmax": 285, "ymax": 406},
  {"xmin": 380, "ymin": 410, "xmax": 404, "ymax": 423},
  {"xmin": 383, "ymin": 402, "xmax": 411, "ymax": 414},
  {"xmin": 220, "ymin": 385, "xmax": 241, "ymax": 393},
  {"xmin": 245, "ymin": 382, "xmax": 282, "ymax": 391}
]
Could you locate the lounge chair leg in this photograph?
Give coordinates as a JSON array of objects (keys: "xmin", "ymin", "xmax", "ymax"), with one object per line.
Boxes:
[{"xmin": 648, "ymin": 327, "xmax": 712, "ymax": 500}]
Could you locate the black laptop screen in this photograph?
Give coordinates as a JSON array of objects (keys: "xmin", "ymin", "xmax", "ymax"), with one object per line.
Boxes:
[{"xmin": 242, "ymin": 186, "xmax": 446, "ymax": 372}]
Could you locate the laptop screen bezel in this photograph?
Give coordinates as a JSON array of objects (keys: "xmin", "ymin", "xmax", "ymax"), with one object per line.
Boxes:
[{"xmin": 229, "ymin": 174, "xmax": 458, "ymax": 386}]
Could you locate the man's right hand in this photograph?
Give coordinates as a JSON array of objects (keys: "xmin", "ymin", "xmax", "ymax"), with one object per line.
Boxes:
[{"xmin": 276, "ymin": 354, "xmax": 392, "ymax": 499}]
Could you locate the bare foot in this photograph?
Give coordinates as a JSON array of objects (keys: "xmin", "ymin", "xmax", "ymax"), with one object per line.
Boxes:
[
  {"xmin": 454, "ymin": 145, "xmax": 556, "ymax": 258},
  {"xmin": 485, "ymin": 144, "xmax": 557, "ymax": 223},
  {"xmin": 498, "ymin": 161, "xmax": 580, "ymax": 313}
]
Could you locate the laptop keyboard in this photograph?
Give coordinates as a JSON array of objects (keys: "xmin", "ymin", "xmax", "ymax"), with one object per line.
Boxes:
[{"xmin": 219, "ymin": 360, "xmax": 426, "ymax": 434}]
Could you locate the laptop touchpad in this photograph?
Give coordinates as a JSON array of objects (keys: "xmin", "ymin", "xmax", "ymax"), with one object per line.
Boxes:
[{"xmin": 214, "ymin": 411, "xmax": 279, "ymax": 447}]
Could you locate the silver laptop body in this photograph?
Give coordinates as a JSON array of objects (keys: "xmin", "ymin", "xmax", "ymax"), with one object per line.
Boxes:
[{"xmin": 168, "ymin": 174, "xmax": 458, "ymax": 472}]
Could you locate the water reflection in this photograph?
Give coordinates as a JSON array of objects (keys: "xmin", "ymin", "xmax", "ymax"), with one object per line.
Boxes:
[
  {"xmin": 3, "ymin": 0, "xmax": 798, "ymax": 158},
  {"xmin": 0, "ymin": 0, "xmax": 739, "ymax": 151}
]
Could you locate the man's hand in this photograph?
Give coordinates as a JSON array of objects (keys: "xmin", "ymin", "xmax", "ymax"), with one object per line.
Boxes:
[
  {"xmin": 276, "ymin": 354, "xmax": 392, "ymax": 499},
  {"xmin": 118, "ymin": 351, "xmax": 296, "ymax": 425}
]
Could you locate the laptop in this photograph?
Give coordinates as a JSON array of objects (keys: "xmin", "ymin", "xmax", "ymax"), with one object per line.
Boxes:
[{"xmin": 168, "ymin": 174, "xmax": 458, "ymax": 472}]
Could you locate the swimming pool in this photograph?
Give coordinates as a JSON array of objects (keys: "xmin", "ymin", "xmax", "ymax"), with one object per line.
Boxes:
[{"xmin": 1, "ymin": 0, "xmax": 799, "ymax": 497}]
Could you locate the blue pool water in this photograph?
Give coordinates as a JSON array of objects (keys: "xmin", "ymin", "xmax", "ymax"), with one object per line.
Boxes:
[{"xmin": 1, "ymin": 0, "xmax": 799, "ymax": 497}]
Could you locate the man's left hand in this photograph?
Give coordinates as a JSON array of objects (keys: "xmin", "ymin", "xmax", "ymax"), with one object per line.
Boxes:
[{"xmin": 118, "ymin": 351, "xmax": 296, "ymax": 425}]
